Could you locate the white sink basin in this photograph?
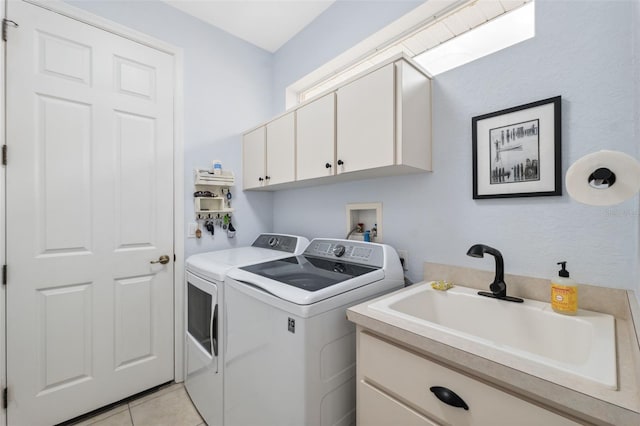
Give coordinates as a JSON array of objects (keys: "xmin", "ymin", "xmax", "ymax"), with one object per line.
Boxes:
[{"xmin": 369, "ymin": 282, "xmax": 617, "ymax": 389}]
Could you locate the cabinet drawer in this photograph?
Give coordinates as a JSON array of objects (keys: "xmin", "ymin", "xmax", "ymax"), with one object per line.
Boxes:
[
  {"xmin": 358, "ymin": 332, "xmax": 580, "ymax": 426},
  {"xmin": 359, "ymin": 380, "xmax": 438, "ymax": 426}
]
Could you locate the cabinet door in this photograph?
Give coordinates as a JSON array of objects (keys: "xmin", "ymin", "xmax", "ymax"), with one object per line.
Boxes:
[
  {"xmin": 296, "ymin": 93, "xmax": 336, "ymax": 181},
  {"xmin": 337, "ymin": 63, "xmax": 395, "ymax": 174},
  {"xmin": 243, "ymin": 127, "xmax": 266, "ymax": 190},
  {"xmin": 266, "ymin": 112, "xmax": 295, "ymax": 185}
]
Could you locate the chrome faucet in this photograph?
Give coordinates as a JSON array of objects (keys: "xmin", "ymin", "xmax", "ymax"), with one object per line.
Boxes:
[{"xmin": 466, "ymin": 244, "xmax": 523, "ymax": 303}]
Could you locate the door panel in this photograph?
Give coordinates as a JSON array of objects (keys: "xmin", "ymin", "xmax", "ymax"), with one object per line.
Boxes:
[
  {"xmin": 114, "ymin": 276, "xmax": 155, "ymax": 369},
  {"xmin": 38, "ymin": 283, "xmax": 93, "ymax": 393},
  {"xmin": 115, "ymin": 56, "xmax": 156, "ymax": 100},
  {"xmin": 38, "ymin": 95, "xmax": 92, "ymax": 255},
  {"xmin": 115, "ymin": 111, "xmax": 156, "ymax": 249},
  {"xmin": 37, "ymin": 31, "xmax": 92, "ymax": 85},
  {"xmin": 6, "ymin": 2, "xmax": 175, "ymax": 424}
]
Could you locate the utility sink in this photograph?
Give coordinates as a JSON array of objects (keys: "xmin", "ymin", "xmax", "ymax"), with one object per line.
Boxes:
[{"xmin": 368, "ymin": 282, "xmax": 617, "ymax": 389}]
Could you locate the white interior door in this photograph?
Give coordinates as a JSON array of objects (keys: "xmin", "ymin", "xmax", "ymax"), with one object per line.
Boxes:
[{"xmin": 5, "ymin": 1, "xmax": 175, "ymax": 424}]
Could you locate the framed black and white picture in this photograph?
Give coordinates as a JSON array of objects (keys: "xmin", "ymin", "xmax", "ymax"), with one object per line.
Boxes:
[{"xmin": 472, "ymin": 96, "xmax": 562, "ymax": 199}]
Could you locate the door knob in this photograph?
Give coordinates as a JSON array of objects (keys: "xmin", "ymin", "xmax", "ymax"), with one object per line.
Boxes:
[
  {"xmin": 337, "ymin": 159, "xmax": 344, "ymax": 166},
  {"xmin": 150, "ymin": 255, "xmax": 170, "ymax": 265}
]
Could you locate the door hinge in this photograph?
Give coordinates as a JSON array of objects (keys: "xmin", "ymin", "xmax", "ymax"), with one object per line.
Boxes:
[
  {"xmin": 2, "ymin": 387, "xmax": 7, "ymax": 409},
  {"xmin": 174, "ymin": 254, "xmax": 176, "ymax": 262},
  {"xmin": 2, "ymin": 19, "xmax": 18, "ymax": 42},
  {"xmin": 2, "ymin": 265, "xmax": 6, "ymax": 285},
  {"xmin": 2, "ymin": 145, "xmax": 6, "ymax": 166}
]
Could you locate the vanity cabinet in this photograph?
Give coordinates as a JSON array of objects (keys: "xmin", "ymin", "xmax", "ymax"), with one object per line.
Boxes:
[
  {"xmin": 296, "ymin": 93, "xmax": 336, "ymax": 181},
  {"xmin": 336, "ymin": 60, "xmax": 431, "ymax": 175},
  {"xmin": 242, "ymin": 112, "xmax": 295, "ymax": 190},
  {"xmin": 357, "ymin": 331, "xmax": 581, "ymax": 426}
]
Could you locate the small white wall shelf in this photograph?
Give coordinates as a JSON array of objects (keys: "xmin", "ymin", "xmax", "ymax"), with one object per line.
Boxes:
[
  {"xmin": 346, "ymin": 202, "xmax": 382, "ymax": 242},
  {"xmin": 194, "ymin": 169, "xmax": 235, "ymax": 219}
]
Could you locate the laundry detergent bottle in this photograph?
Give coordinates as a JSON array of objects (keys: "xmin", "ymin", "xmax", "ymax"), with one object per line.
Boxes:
[{"xmin": 551, "ymin": 261, "xmax": 578, "ymax": 315}]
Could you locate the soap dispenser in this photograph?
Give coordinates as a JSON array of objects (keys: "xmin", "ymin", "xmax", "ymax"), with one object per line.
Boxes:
[{"xmin": 551, "ymin": 261, "xmax": 578, "ymax": 315}]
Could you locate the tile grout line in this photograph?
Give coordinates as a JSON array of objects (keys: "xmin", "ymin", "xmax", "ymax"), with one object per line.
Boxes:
[
  {"xmin": 127, "ymin": 403, "xmax": 134, "ymax": 426},
  {"xmin": 129, "ymin": 384, "xmax": 184, "ymax": 408}
]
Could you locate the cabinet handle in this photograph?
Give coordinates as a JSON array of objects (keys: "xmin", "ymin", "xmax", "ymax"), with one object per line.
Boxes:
[
  {"xmin": 429, "ymin": 386, "xmax": 469, "ymax": 410},
  {"xmin": 265, "ymin": 176, "xmax": 271, "ymax": 180},
  {"xmin": 325, "ymin": 163, "xmax": 332, "ymax": 169},
  {"xmin": 337, "ymin": 159, "xmax": 344, "ymax": 166},
  {"xmin": 258, "ymin": 177, "xmax": 264, "ymax": 182}
]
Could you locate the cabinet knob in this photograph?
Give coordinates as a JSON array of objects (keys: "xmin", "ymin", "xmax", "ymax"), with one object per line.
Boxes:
[
  {"xmin": 325, "ymin": 163, "xmax": 332, "ymax": 169},
  {"xmin": 337, "ymin": 159, "xmax": 344, "ymax": 166},
  {"xmin": 429, "ymin": 386, "xmax": 469, "ymax": 410},
  {"xmin": 258, "ymin": 177, "xmax": 264, "ymax": 182},
  {"xmin": 265, "ymin": 176, "xmax": 271, "ymax": 180}
]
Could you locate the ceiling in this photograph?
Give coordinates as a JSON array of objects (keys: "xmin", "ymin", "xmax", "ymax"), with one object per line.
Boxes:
[{"xmin": 163, "ymin": 0, "xmax": 336, "ymax": 53}]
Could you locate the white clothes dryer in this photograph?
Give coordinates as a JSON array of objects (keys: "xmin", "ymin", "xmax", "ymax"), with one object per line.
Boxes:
[{"xmin": 184, "ymin": 234, "xmax": 309, "ymax": 426}]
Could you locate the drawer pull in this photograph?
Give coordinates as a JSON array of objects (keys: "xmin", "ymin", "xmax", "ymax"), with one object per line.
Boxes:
[{"xmin": 429, "ymin": 386, "xmax": 469, "ymax": 410}]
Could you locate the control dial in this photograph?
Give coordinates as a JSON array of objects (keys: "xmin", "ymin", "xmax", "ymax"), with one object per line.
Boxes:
[
  {"xmin": 332, "ymin": 244, "xmax": 346, "ymax": 257},
  {"xmin": 268, "ymin": 237, "xmax": 279, "ymax": 247}
]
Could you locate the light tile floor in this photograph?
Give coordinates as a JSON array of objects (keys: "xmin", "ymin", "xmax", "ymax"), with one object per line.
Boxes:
[{"xmin": 70, "ymin": 383, "xmax": 205, "ymax": 426}]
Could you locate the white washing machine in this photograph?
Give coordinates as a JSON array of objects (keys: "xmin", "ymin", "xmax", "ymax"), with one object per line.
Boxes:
[
  {"xmin": 184, "ymin": 234, "xmax": 309, "ymax": 426},
  {"xmin": 223, "ymin": 238, "xmax": 404, "ymax": 426}
]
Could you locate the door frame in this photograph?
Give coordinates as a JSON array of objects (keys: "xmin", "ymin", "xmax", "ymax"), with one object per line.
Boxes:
[
  {"xmin": 1, "ymin": 0, "xmax": 6, "ymax": 423},
  {"xmin": 2, "ymin": 1, "xmax": 186, "ymax": 404}
]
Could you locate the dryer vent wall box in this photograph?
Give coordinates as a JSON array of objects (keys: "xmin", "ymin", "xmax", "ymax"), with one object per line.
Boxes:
[{"xmin": 346, "ymin": 202, "xmax": 382, "ymax": 242}]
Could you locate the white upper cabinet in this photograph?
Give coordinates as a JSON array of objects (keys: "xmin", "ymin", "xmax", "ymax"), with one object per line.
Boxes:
[
  {"xmin": 395, "ymin": 59, "xmax": 432, "ymax": 171},
  {"xmin": 243, "ymin": 112, "xmax": 295, "ymax": 190},
  {"xmin": 242, "ymin": 55, "xmax": 431, "ymax": 191},
  {"xmin": 242, "ymin": 126, "xmax": 266, "ymax": 190},
  {"xmin": 337, "ymin": 63, "xmax": 395, "ymax": 174},
  {"xmin": 265, "ymin": 111, "xmax": 296, "ymax": 185},
  {"xmin": 296, "ymin": 93, "xmax": 336, "ymax": 181},
  {"xmin": 337, "ymin": 60, "xmax": 432, "ymax": 175}
]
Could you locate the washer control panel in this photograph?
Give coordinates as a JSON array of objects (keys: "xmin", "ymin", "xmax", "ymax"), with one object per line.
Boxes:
[{"xmin": 304, "ymin": 239, "xmax": 384, "ymax": 268}]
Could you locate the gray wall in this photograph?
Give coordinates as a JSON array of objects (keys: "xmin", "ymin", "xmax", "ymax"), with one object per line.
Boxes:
[
  {"xmin": 66, "ymin": 0, "xmax": 640, "ymax": 293},
  {"xmin": 272, "ymin": 0, "xmax": 423, "ymax": 113},
  {"xmin": 67, "ymin": 0, "xmax": 275, "ymax": 258},
  {"xmin": 271, "ymin": 0, "xmax": 640, "ymax": 290}
]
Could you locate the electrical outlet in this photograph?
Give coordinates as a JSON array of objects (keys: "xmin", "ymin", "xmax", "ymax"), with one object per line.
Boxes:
[
  {"xmin": 187, "ymin": 222, "xmax": 198, "ymax": 238},
  {"xmin": 397, "ymin": 250, "xmax": 408, "ymax": 271}
]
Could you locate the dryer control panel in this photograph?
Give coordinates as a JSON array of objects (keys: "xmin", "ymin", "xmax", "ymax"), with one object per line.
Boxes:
[
  {"xmin": 304, "ymin": 239, "xmax": 385, "ymax": 268},
  {"xmin": 252, "ymin": 234, "xmax": 303, "ymax": 253}
]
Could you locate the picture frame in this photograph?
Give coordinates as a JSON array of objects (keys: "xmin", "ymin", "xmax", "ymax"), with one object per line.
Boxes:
[{"xmin": 472, "ymin": 96, "xmax": 562, "ymax": 199}]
